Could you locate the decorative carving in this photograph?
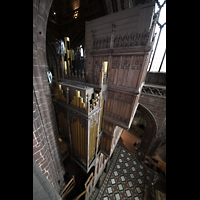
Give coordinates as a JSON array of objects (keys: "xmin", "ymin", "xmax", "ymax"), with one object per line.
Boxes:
[
  {"xmin": 65, "ymin": 69, "xmax": 86, "ymax": 82},
  {"xmin": 93, "ymin": 36, "xmax": 111, "ymax": 50},
  {"xmin": 113, "ymin": 30, "xmax": 149, "ymax": 48},
  {"xmin": 112, "ymin": 23, "xmax": 116, "ymax": 33},
  {"xmin": 68, "ymin": 109, "xmax": 87, "ymax": 130},
  {"xmin": 112, "ymin": 113, "xmax": 119, "ymax": 120},
  {"xmin": 93, "ymin": 71, "xmax": 98, "ymax": 84},
  {"xmin": 114, "ymin": 93, "xmax": 123, "ymax": 102},
  {"xmin": 112, "ymin": 56, "xmax": 120, "ymax": 69},
  {"xmin": 54, "ymin": 103, "xmax": 68, "ymax": 119},
  {"xmin": 123, "ymin": 96, "xmax": 133, "ymax": 104},
  {"xmin": 142, "ymin": 85, "xmax": 166, "ymax": 97},
  {"xmin": 93, "ymin": 57, "xmax": 101, "ymax": 68},
  {"xmin": 123, "ymin": 117, "xmax": 128, "ymax": 123},
  {"xmin": 89, "ymin": 112, "xmax": 99, "ymax": 126},
  {"xmin": 105, "ymin": 110, "xmax": 112, "ymax": 117},
  {"xmin": 131, "ymin": 56, "xmax": 143, "ymax": 70},
  {"xmin": 121, "ymin": 56, "xmax": 131, "ymax": 70},
  {"xmin": 79, "ymin": 117, "xmax": 87, "ymax": 130}
]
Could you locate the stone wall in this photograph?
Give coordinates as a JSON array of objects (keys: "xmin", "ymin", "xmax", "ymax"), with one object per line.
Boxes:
[
  {"xmin": 33, "ymin": 0, "xmax": 65, "ymax": 193},
  {"xmin": 138, "ymin": 87, "xmax": 166, "ymax": 156},
  {"xmin": 139, "ymin": 93, "xmax": 166, "ymax": 134},
  {"xmin": 145, "ymin": 72, "xmax": 166, "ymax": 86}
]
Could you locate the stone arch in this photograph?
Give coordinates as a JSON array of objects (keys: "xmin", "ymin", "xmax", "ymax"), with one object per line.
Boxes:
[
  {"xmin": 137, "ymin": 103, "xmax": 158, "ymax": 156},
  {"xmin": 138, "ymin": 103, "xmax": 158, "ymax": 136}
]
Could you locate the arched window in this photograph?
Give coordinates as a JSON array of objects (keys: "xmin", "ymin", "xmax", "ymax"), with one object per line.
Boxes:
[{"xmin": 148, "ymin": 0, "xmax": 166, "ymax": 73}]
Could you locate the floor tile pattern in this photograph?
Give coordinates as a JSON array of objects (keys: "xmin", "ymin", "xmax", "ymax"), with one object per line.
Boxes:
[{"xmin": 95, "ymin": 145, "xmax": 154, "ymax": 200}]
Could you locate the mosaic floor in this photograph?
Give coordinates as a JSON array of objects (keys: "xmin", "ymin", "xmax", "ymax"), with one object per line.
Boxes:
[{"xmin": 94, "ymin": 145, "xmax": 155, "ymax": 200}]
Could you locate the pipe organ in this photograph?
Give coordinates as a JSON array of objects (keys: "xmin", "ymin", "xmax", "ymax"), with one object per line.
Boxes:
[
  {"xmin": 52, "ymin": 2, "xmax": 156, "ymax": 198},
  {"xmin": 53, "ymin": 81, "xmax": 102, "ymax": 172},
  {"xmin": 71, "ymin": 118, "xmax": 87, "ymax": 165}
]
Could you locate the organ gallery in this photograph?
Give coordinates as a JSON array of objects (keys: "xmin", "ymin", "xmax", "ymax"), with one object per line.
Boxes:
[{"xmin": 33, "ymin": 1, "xmax": 166, "ymax": 199}]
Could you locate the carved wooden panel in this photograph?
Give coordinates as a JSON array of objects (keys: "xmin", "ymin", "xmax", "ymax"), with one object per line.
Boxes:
[
  {"xmin": 103, "ymin": 119, "xmax": 115, "ymax": 133},
  {"xmin": 128, "ymin": 55, "xmax": 144, "ymax": 88},
  {"xmin": 104, "ymin": 90, "xmax": 136, "ymax": 127},
  {"xmin": 93, "ymin": 36, "xmax": 111, "ymax": 50},
  {"xmin": 117, "ymin": 55, "xmax": 132, "ymax": 86},
  {"xmin": 101, "ymin": 132, "xmax": 112, "ymax": 155},
  {"xmin": 92, "ymin": 56, "xmax": 108, "ymax": 83},
  {"xmin": 113, "ymin": 30, "xmax": 150, "ymax": 48},
  {"xmin": 108, "ymin": 56, "xmax": 121, "ymax": 85},
  {"xmin": 108, "ymin": 55, "xmax": 144, "ymax": 88}
]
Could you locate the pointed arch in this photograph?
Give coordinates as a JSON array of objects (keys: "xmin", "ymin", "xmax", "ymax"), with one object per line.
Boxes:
[{"xmin": 137, "ymin": 103, "xmax": 158, "ymax": 156}]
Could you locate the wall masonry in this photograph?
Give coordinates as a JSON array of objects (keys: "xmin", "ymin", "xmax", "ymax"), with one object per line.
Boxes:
[
  {"xmin": 139, "ymin": 93, "xmax": 166, "ymax": 134},
  {"xmin": 33, "ymin": 0, "xmax": 65, "ymax": 193}
]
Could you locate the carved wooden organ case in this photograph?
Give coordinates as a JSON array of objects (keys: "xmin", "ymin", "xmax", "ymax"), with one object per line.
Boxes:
[
  {"xmin": 85, "ymin": 2, "xmax": 157, "ymax": 158},
  {"xmin": 53, "ymin": 2, "xmax": 157, "ymax": 174}
]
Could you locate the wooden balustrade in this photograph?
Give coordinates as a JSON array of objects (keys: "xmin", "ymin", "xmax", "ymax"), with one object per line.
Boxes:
[{"xmin": 59, "ymin": 175, "xmax": 75, "ymax": 199}]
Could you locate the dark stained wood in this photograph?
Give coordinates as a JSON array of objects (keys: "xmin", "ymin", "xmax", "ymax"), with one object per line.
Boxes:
[{"xmin": 85, "ymin": 2, "xmax": 156, "ymax": 131}]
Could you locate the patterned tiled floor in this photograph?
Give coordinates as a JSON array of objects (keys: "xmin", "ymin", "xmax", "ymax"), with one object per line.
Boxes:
[{"xmin": 95, "ymin": 145, "xmax": 154, "ymax": 200}]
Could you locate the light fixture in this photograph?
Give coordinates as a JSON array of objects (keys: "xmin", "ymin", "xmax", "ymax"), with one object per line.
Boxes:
[
  {"xmin": 74, "ymin": 10, "xmax": 78, "ymax": 19},
  {"xmin": 53, "ymin": 12, "xmax": 56, "ymax": 15}
]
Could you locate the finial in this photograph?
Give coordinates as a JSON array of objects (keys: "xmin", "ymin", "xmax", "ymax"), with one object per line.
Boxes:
[
  {"xmin": 91, "ymin": 29, "xmax": 95, "ymax": 36},
  {"xmin": 112, "ymin": 23, "xmax": 116, "ymax": 33}
]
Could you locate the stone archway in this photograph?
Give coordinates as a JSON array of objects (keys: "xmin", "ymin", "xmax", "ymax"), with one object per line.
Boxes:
[{"xmin": 137, "ymin": 103, "xmax": 158, "ymax": 156}]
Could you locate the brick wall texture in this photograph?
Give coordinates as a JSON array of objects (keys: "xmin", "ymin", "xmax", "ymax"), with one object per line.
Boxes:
[
  {"xmin": 138, "ymin": 93, "xmax": 166, "ymax": 156},
  {"xmin": 139, "ymin": 94, "xmax": 166, "ymax": 134},
  {"xmin": 33, "ymin": 0, "xmax": 65, "ymax": 193}
]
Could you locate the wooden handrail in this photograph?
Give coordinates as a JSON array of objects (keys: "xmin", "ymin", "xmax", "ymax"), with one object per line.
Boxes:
[
  {"xmin": 84, "ymin": 172, "xmax": 93, "ymax": 188},
  {"xmin": 59, "ymin": 175, "xmax": 75, "ymax": 198},
  {"xmin": 72, "ymin": 190, "xmax": 86, "ymax": 200}
]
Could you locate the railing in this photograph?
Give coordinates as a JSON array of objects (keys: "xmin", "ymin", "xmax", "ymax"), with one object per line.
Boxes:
[
  {"xmin": 59, "ymin": 175, "xmax": 75, "ymax": 199},
  {"xmin": 142, "ymin": 84, "xmax": 166, "ymax": 97},
  {"xmin": 84, "ymin": 172, "xmax": 94, "ymax": 200},
  {"xmin": 73, "ymin": 190, "xmax": 86, "ymax": 200},
  {"xmin": 72, "ymin": 172, "xmax": 94, "ymax": 200},
  {"xmin": 65, "ymin": 69, "xmax": 86, "ymax": 82},
  {"xmin": 62, "ymin": 64, "xmax": 108, "ymax": 86}
]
